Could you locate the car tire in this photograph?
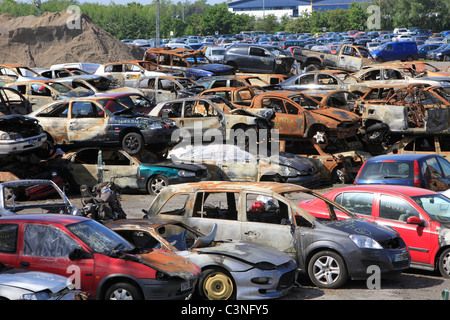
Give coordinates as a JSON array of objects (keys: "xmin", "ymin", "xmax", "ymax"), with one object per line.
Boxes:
[
  {"xmin": 438, "ymin": 248, "xmax": 450, "ymax": 278},
  {"xmin": 308, "ymin": 250, "xmax": 348, "ymax": 289},
  {"xmin": 147, "ymin": 175, "xmax": 169, "ymax": 195},
  {"xmin": 122, "ymin": 132, "xmax": 144, "ymax": 155},
  {"xmin": 198, "ymin": 268, "xmax": 236, "ymax": 300},
  {"xmin": 444, "ymin": 55, "xmax": 450, "ymax": 62},
  {"xmin": 376, "ymin": 57, "xmax": 383, "ymax": 62},
  {"xmin": 105, "ymin": 282, "xmax": 143, "ymax": 300}
]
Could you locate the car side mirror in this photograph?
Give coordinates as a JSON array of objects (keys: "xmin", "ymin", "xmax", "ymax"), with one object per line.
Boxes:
[
  {"xmin": 407, "ymin": 216, "xmax": 423, "ymax": 225},
  {"xmin": 69, "ymin": 248, "xmax": 93, "ymax": 260}
]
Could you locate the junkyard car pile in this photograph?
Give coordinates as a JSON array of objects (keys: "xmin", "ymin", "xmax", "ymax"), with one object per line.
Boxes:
[{"xmin": 0, "ymin": 28, "xmax": 449, "ymax": 300}]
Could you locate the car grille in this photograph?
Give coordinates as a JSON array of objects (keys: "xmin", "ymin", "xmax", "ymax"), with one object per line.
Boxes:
[
  {"xmin": 378, "ymin": 237, "xmax": 402, "ymax": 249},
  {"xmin": 276, "ymin": 269, "xmax": 296, "ymax": 291}
]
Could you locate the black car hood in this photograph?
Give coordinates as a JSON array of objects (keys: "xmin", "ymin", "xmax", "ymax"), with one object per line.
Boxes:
[
  {"xmin": 324, "ymin": 218, "xmax": 400, "ymax": 242},
  {"xmin": 196, "ymin": 64, "xmax": 235, "ymax": 74}
]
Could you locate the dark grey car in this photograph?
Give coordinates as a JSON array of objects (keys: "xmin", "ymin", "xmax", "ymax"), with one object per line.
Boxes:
[
  {"xmin": 148, "ymin": 182, "xmax": 410, "ymax": 289},
  {"xmin": 223, "ymin": 44, "xmax": 295, "ymax": 74}
]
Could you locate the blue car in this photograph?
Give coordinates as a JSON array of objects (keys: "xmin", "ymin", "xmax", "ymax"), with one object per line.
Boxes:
[
  {"xmin": 418, "ymin": 43, "xmax": 442, "ymax": 58},
  {"xmin": 371, "ymin": 41, "xmax": 418, "ymax": 62},
  {"xmin": 354, "ymin": 154, "xmax": 450, "ymax": 192}
]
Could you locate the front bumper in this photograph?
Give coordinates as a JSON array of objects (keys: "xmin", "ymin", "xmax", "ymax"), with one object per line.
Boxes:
[
  {"xmin": 0, "ymin": 132, "xmax": 47, "ymax": 155},
  {"xmin": 345, "ymin": 246, "xmax": 410, "ymax": 280},
  {"xmin": 137, "ymin": 278, "xmax": 197, "ymax": 300},
  {"xmin": 232, "ymin": 259, "xmax": 297, "ymax": 300}
]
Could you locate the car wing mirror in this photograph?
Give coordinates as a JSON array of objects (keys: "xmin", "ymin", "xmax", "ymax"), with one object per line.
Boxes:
[{"xmin": 407, "ymin": 216, "xmax": 423, "ymax": 225}]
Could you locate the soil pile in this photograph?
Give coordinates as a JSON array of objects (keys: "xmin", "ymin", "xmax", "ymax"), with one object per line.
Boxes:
[{"xmin": 0, "ymin": 11, "xmax": 144, "ymax": 68}]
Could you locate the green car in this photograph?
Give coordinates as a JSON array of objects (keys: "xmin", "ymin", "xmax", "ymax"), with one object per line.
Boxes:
[{"xmin": 52, "ymin": 147, "xmax": 208, "ymax": 195}]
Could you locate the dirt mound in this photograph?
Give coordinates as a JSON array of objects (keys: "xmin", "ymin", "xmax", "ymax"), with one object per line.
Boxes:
[{"xmin": 0, "ymin": 11, "xmax": 144, "ymax": 68}]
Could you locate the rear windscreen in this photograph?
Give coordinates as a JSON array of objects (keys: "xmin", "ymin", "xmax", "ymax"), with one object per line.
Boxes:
[{"xmin": 359, "ymin": 162, "xmax": 413, "ymax": 180}]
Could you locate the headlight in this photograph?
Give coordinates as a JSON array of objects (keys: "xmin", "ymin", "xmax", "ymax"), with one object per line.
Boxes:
[
  {"xmin": 22, "ymin": 291, "xmax": 52, "ymax": 300},
  {"xmin": 349, "ymin": 234, "xmax": 383, "ymax": 249},
  {"xmin": 149, "ymin": 123, "xmax": 163, "ymax": 129},
  {"xmin": 441, "ymin": 81, "xmax": 450, "ymax": 87},
  {"xmin": 178, "ymin": 170, "xmax": 195, "ymax": 177}
]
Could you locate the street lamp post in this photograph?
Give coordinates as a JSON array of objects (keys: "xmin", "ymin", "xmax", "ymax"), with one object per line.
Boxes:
[{"xmin": 155, "ymin": 0, "xmax": 160, "ymax": 47}]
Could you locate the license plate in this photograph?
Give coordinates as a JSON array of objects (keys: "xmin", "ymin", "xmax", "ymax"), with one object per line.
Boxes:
[
  {"xmin": 394, "ymin": 251, "xmax": 408, "ymax": 262},
  {"xmin": 181, "ymin": 281, "xmax": 192, "ymax": 292}
]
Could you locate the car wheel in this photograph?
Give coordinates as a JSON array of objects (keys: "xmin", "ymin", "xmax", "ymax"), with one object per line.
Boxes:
[
  {"xmin": 406, "ymin": 55, "xmax": 413, "ymax": 61},
  {"xmin": 105, "ymin": 282, "xmax": 143, "ymax": 300},
  {"xmin": 122, "ymin": 132, "xmax": 144, "ymax": 155},
  {"xmin": 198, "ymin": 268, "xmax": 236, "ymax": 300},
  {"xmin": 308, "ymin": 250, "xmax": 348, "ymax": 289},
  {"xmin": 438, "ymin": 248, "xmax": 450, "ymax": 278},
  {"xmin": 444, "ymin": 55, "xmax": 450, "ymax": 62},
  {"xmin": 376, "ymin": 57, "xmax": 383, "ymax": 62},
  {"xmin": 147, "ymin": 175, "xmax": 169, "ymax": 195}
]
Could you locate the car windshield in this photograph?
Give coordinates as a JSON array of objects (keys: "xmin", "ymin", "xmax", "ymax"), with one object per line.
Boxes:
[
  {"xmin": 97, "ymin": 98, "xmax": 131, "ymax": 114},
  {"xmin": 412, "ymin": 194, "xmax": 450, "ymax": 223},
  {"xmin": 266, "ymin": 47, "xmax": 290, "ymax": 57},
  {"xmin": 48, "ymin": 82, "xmax": 71, "ymax": 94},
  {"xmin": 67, "ymin": 220, "xmax": 134, "ymax": 254}
]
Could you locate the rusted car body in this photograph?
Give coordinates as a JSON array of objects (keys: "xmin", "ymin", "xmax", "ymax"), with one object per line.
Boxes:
[
  {"xmin": 94, "ymin": 61, "xmax": 166, "ymax": 87},
  {"xmin": 385, "ymin": 135, "xmax": 450, "ymax": 158},
  {"xmin": 0, "ymin": 87, "xmax": 32, "ymax": 115},
  {"xmin": 143, "ymin": 47, "xmax": 235, "ymax": 79},
  {"xmin": 107, "ymin": 218, "xmax": 298, "ymax": 300},
  {"xmin": 147, "ymin": 182, "xmax": 410, "ymax": 288},
  {"xmin": 134, "ymin": 75, "xmax": 204, "ymax": 104},
  {"xmin": 149, "ymin": 96, "xmax": 274, "ymax": 142},
  {"xmin": 359, "ymin": 86, "xmax": 450, "ymax": 143},
  {"xmin": 5, "ymin": 80, "xmax": 92, "ymax": 111},
  {"xmin": 295, "ymin": 44, "xmax": 375, "ymax": 72},
  {"xmin": 236, "ymin": 73, "xmax": 290, "ymax": 85},
  {"xmin": 302, "ymin": 89, "xmax": 359, "ymax": 113},
  {"xmin": 29, "ymin": 96, "xmax": 178, "ymax": 155},
  {"xmin": 199, "ymin": 85, "xmax": 263, "ymax": 107},
  {"xmin": 243, "ymin": 91, "xmax": 361, "ymax": 151},
  {"xmin": 0, "ymin": 64, "xmax": 47, "ymax": 86},
  {"xmin": 353, "ymin": 66, "xmax": 450, "ymax": 88},
  {"xmin": 195, "ymin": 75, "xmax": 269, "ymax": 90}
]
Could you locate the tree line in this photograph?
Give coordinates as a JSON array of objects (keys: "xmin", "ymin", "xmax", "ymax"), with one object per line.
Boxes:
[{"xmin": 0, "ymin": 0, "xmax": 448, "ymax": 40}]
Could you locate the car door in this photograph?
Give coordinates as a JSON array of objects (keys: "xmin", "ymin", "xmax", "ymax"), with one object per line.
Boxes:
[
  {"xmin": 34, "ymin": 101, "xmax": 71, "ymax": 144},
  {"xmin": 68, "ymin": 101, "xmax": 108, "ymax": 143},
  {"xmin": 100, "ymin": 149, "xmax": 140, "ymax": 189},
  {"xmin": 182, "ymin": 191, "xmax": 242, "ymax": 242},
  {"xmin": 28, "ymin": 83, "xmax": 56, "ymax": 108},
  {"xmin": 249, "ymin": 47, "xmax": 273, "ymax": 73},
  {"xmin": 423, "ymin": 156, "xmax": 450, "ymax": 191},
  {"xmin": 241, "ymin": 192, "xmax": 300, "ymax": 261},
  {"xmin": 67, "ymin": 148, "xmax": 101, "ymax": 187},
  {"xmin": 373, "ymin": 193, "xmax": 432, "ymax": 266},
  {"xmin": 123, "ymin": 63, "xmax": 143, "ymax": 87},
  {"xmin": 179, "ymin": 99, "xmax": 223, "ymax": 138},
  {"xmin": 261, "ymin": 97, "xmax": 306, "ymax": 138},
  {"xmin": 17, "ymin": 222, "xmax": 95, "ymax": 293}
]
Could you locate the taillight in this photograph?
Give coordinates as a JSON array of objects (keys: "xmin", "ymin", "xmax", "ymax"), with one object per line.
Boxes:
[
  {"xmin": 413, "ymin": 160, "xmax": 421, "ymax": 187},
  {"xmin": 354, "ymin": 161, "xmax": 367, "ymax": 183}
]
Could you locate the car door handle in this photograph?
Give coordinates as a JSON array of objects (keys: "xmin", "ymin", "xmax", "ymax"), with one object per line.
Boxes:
[{"xmin": 19, "ymin": 262, "xmax": 30, "ymax": 268}]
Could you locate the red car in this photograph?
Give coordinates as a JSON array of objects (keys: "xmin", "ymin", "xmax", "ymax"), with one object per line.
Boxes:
[
  {"xmin": 298, "ymin": 185, "xmax": 450, "ymax": 277},
  {"xmin": 0, "ymin": 215, "xmax": 200, "ymax": 300}
]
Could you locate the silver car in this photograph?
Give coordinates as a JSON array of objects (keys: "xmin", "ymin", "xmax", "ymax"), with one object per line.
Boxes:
[
  {"xmin": 107, "ymin": 218, "xmax": 298, "ymax": 300},
  {"xmin": 0, "ymin": 263, "xmax": 84, "ymax": 300}
]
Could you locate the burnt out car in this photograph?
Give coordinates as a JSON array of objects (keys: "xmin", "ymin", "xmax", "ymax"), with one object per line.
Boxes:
[
  {"xmin": 148, "ymin": 182, "xmax": 410, "ymax": 289},
  {"xmin": 107, "ymin": 219, "xmax": 298, "ymax": 300},
  {"xmin": 243, "ymin": 91, "xmax": 361, "ymax": 152},
  {"xmin": 28, "ymin": 96, "xmax": 178, "ymax": 155},
  {"xmin": 223, "ymin": 44, "xmax": 295, "ymax": 74},
  {"xmin": 359, "ymin": 86, "xmax": 450, "ymax": 145},
  {"xmin": 0, "ymin": 87, "xmax": 32, "ymax": 115},
  {"xmin": 143, "ymin": 47, "xmax": 235, "ymax": 79},
  {"xmin": 134, "ymin": 75, "xmax": 204, "ymax": 104},
  {"xmin": 149, "ymin": 96, "xmax": 274, "ymax": 144},
  {"xmin": 0, "ymin": 115, "xmax": 47, "ymax": 156}
]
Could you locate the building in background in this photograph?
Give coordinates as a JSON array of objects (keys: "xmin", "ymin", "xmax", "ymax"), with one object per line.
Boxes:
[{"xmin": 227, "ymin": 0, "xmax": 370, "ymax": 18}]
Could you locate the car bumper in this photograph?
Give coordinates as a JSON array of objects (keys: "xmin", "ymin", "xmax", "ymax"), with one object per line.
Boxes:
[
  {"xmin": 141, "ymin": 127, "xmax": 178, "ymax": 145},
  {"xmin": 346, "ymin": 247, "xmax": 410, "ymax": 280},
  {"xmin": 232, "ymin": 260, "xmax": 298, "ymax": 300},
  {"xmin": 286, "ymin": 173, "xmax": 323, "ymax": 188},
  {"xmin": 0, "ymin": 133, "xmax": 47, "ymax": 155},
  {"xmin": 137, "ymin": 278, "xmax": 197, "ymax": 300}
]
